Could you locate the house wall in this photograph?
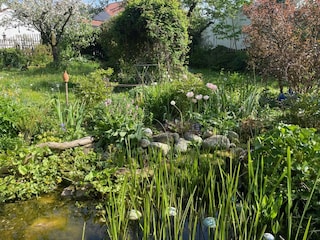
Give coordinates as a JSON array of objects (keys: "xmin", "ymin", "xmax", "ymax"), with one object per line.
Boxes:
[
  {"xmin": 0, "ymin": 6, "xmax": 40, "ymax": 49},
  {"xmin": 201, "ymin": 11, "xmax": 250, "ymax": 50}
]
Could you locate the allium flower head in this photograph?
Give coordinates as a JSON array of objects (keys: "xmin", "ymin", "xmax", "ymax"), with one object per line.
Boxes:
[
  {"xmin": 203, "ymin": 95, "xmax": 210, "ymax": 100},
  {"xmin": 195, "ymin": 94, "xmax": 203, "ymax": 100},
  {"xmin": 206, "ymin": 83, "xmax": 218, "ymax": 91},
  {"xmin": 104, "ymin": 99, "xmax": 112, "ymax": 106},
  {"xmin": 170, "ymin": 100, "xmax": 176, "ymax": 106},
  {"xmin": 186, "ymin": 91, "xmax": 194, "ymax": 98}
]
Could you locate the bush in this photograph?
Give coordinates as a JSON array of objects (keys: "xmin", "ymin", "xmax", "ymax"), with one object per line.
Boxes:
[
  {"xmin": 31, "ymin": 44, "xmax": 53, "ymax": 66},
  {"xmin": 0, "ymin": 48, "xmax": 29, "ymax": 69},
  {"xmin": 0, "ymin": 96, "xmax": 24, "ymax": 137},
  {"xmin": 129, "ymin": 72, "xmax": 204, "ymax": 124},
  {"xmin": 91, "ymin": 94, "xmax": 145, "ymax": 150},
  {"xmin": 252, "ymin": 123, "xmax": 320, "ymax": 211},
  {"xmin": 99, "ymin": 0, "xmax": 189, "ymax": 82},
  {"xmin": 73, "ymin": 68, "xmax": 115, "ymax": 107},
  {"xmin": 282, "ymin": 92, "xmax": 320, "ymax": 129},
  {"xmin": 189, "ymin": 45, "xmax": 248, "ymax": 72}
]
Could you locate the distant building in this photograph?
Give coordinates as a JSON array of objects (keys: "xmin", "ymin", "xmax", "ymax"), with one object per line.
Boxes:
[
  {"xmin": 0, "ymin": 4, "xmax": 40, "ymax": 49},
  {"xmin": 91, "ymin": 2, "xmax": 124, "ymax": 27},
  {"xmin": 201, "ymin": 10, "xmax": 250, "ymax": 50}
]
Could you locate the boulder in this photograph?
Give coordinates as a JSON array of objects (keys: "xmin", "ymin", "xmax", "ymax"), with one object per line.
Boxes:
[
  {"xmin": 152, "ymin": 132, "xmax": 179, "ymax": 144},
  {"xmin": 227, "ymin": 131, "xmax": 240, "ymax": 144},
  {"xmin": 184, "ymin": 132, "xmax": 203, "ymax": 144},
  {"xmin": 139, "ymin": 138, "xmax": 151, "ymax": 148},
  {"xmin": 142, "ymin": 128, "xmax": 153, "ymax": 138},
  {"xmin": 202, "ymin": 135, "xmax": 231, "ymax": 151},
  {"xmin": 149, "ymin": 142, "xmax": 171, "ymax": 156},
  {"xmin": 174, "ymin": 138, "xmax": 189, "ymax": 153}
]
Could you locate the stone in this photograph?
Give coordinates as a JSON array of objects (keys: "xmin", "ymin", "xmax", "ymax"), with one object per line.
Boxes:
[
  {"xmin": 227, "ymin": 130, "xmax": 240, "ymax": 144},
  {"xmin": 263, "ymin": 233, "xmax": 275, "ymax": 240},
  {"xmin": 149, "ymin": 142, "xmax": 171, "ymax": 156},
  {"xmin": 61, "ymin": 184, "xmax": 91, "ymax": 199},
  {"xmin": 202, "ymin": 130, "xmax": 213, "ymax": 139},
  {"xmin": 142, "ymin": 128, "xmax": 153, "ymax": 138},
  {"xmin": 139, "ymin": 138, "xmax": 150, "ymax": 148},
  {"xmin": 174, "ymin": 138, "xmax": 189, "ymax": 153},
  {"xmin": 184, "ymin": 132, "xmax": 203, "ymax": 144},
  {"xmin": 167, "ymin": 207, "xmax": 177, "ymax": 217},
  {"xmin": 202, "ymin": 217, "xmax": 216, "ymax": 228},
  {"xmin": 202, "ymin": 135, "xmax": 231, "ymax": 151},
  {"xmin": 152, "ymin": 132, "xmax": 179, "ymax": 144},
  {"xmin": 129, "ymin": 209, "xmax": 142, "ymax": 220}
]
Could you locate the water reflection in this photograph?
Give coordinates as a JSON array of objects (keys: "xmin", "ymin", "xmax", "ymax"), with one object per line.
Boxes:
[{"xmin": 0, "ymin": 191, "xmax": 107, "ymax": 240}]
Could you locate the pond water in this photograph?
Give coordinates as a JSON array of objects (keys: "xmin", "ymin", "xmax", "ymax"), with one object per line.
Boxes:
[
  {"xmin": 0, "ymin": 190, "xmax": 217, "ymax": 240},
  {"xmin": 0, "ymin": 190, "xmax": 107, "ymax": 240}
]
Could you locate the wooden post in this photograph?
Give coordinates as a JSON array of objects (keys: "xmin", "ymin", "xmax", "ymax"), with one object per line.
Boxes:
[{"xmin": 63, "ymin": 70, "xmax": 69, "ymax": 106}]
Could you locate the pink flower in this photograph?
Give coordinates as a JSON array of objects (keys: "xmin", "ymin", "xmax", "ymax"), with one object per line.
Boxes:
[
  {"xmin": 192, "ymin": 99, "xmax": 197, "ymax": 103},
  {"xmin": 195, "ymin": 94, "xmax": 203, "ymax": 100},
  {"xmin": 104, "ymin": 99, "xmax": 112, "ymax": 106},
  {"xmin": 206, "ymin": 83, "xmax": 218, "ymax": 91},
  {"xmin": 186, "ymin": 91, "xmax": 194, "ymax": 98},
  {"xmin": 203, "ymin": 95, "xmax": 210, "ymax": 100}
]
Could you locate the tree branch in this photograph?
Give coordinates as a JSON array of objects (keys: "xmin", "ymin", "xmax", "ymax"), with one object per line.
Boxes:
[{"xmin": 36, "ymin": 136, "xmax": 94, "ymax": 150}]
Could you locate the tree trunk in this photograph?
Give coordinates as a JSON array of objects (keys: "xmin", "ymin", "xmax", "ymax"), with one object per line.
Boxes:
[
  {"xmin": 36, "ymin": 136, "xmax": 94, "ymax": 150},
  {"xmin": 51, "ymin": 44, "xmax": 60, "ymax": 64}
]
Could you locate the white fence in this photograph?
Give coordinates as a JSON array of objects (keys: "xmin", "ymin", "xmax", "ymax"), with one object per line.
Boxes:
[{"xmin": 0, "ymin": 34, "xmax": 41, "ymax": 49}]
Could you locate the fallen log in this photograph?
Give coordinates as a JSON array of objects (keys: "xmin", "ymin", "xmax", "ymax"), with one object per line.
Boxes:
[{"xmin": 36, "ymin": 136, "xmax": 94, "ymax": 150}]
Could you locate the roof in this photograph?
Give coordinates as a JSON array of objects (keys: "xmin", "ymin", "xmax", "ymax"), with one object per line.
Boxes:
[{"xmin": 92, "ymin": 2, "xmax": 124, "ymax": 27}]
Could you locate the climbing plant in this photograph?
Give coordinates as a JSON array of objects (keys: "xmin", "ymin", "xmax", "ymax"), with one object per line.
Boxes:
[{"xmin": 99, "ymin": 0, "xmax": 189, "ymax": 79}]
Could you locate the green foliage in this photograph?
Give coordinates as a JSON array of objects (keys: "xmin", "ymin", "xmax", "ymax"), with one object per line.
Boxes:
[
  {"xmin": 52, "ymin": 98, "xmax": 87, "ymax": 141},
  {"xmin": 0, "ymin": 146, "xmax": 60, "ymax": 202},
  {"xmin": 0, "ymin": 48, "xmax": 29, "ymax": 69},
  {"xmin": 99, "ymin": 0, "xmax": 189, "ymax": 80},
  {"xmin": 60, "ymin": 22, "xmax": 101, "ymax": 61},
  {"xmin": 73, "ymin": 68, "xmax": 115, "ymax": 108},
  {"xmin": 283, "ymin": 92, "xmax": 320, "ymax": 129},
  {"xmin": 189, "ymin": 45, "xmax": 248, "ymax": 72},
  {"xmin": 30, "ymin": 44, "xmax": 53, "ymax": 66},
  {"xmin": 92, "ymin": 94, "xmax": 145, "ymax": 150},
  {"xmin": 0, "ymin": 95, "xmax": 24, "ymax": 137},
  {"xmin": 130, "ymin": 72, "xmax": 204, "ymax": 124},
  {"xmin": 0, "ymin": 136, "xmax": 25, "ymax": 151},
  {"xmin": 253, "ymin": 124, "xmax": 320, "ymax": 210}
]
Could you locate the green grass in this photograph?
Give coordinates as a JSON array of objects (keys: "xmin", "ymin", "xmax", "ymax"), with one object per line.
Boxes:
[{"xmin": 0, "ymin": 61, "xmax": 98, "ymax": 105}]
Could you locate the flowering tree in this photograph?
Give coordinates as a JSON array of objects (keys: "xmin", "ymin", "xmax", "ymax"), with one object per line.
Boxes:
[
  {"xmin": 7, "ymin": 0, "xmax": 87, "ymax": 63},
  {"xmin": 243, "ymin": 0, "xmax": 320, "ymax": 93}
]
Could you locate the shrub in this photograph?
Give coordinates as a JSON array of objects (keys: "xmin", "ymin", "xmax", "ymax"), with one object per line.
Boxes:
[
  {"xmin": 0, "ymin": 96, "xmax": 24, "ymax": 137},
  {"xmin": 73, "ymin": 68, "xmax": 115, "ymax": 108},
  {"xmin": 91, "ymin": 94, "xmax": 145, "ymax": 151},
  {"xmin": 282, "ymin": 92, "xmax": 320, "ymax": 129},
  {"xmin": 0, "ymin": 48, "xmax": 29, "ymax": 69},
  {"xmin": 30, "ymin": 44, "xmax": 53, "ymax": 66},
  {"xmin": 243, "ymin": 0, "xmax": 320, "ymax": 93},
  {"xmin": 129, "ymin": 72, "xmax": 204, "ymax": 124},
  {"xmin": 99, "ymin": 0, "xmax": 189, "ymax": 82},
  {"xmin": 189, "ymin": 45, "xmax": 248, "ymax": 72},
  {"xmin": 252, "ymin": 123, "xmax": 320, "ymax": 211}
]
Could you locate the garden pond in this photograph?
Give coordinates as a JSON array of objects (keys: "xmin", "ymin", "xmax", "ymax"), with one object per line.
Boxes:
[
  {"xmin": 0, "ymin": 189, "xmax": 107, "ymax": 240},
  {"xmin": 0, "ymin": 188, "xmax": 219, "ymax": 240}
]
